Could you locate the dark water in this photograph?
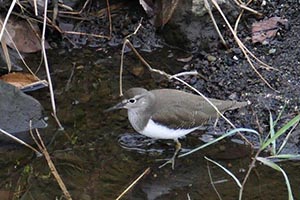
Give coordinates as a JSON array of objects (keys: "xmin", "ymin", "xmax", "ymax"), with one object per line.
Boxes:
[{"xmin": 0, "ymin": 48, "xmax": 299, "ymax": 200}]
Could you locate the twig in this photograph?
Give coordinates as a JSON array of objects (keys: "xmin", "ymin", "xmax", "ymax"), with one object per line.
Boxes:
[
  {"xmin": 33, "ymin": 0, "xmax": 38, "ymax": 16},
  {"xmin": 0, "ymin": 128, "xmax": 41, "ymax": 155},
  {"xmin": 233, "ymin": 0, "xmax": 262, "ymax": 15},
  {"xmin": 41, "ymin": 0, "xmax": 64, "ymax": 130},
  {"xmin": 1, "ymin": 41, "xmax": 12, "ymax": 72},
  {"xmin": 0, "ymin": 0, "xmax": 16, "ymax": 40},
  {"xmin": 29, "ymin": 126, "xmax": 72, "ymax": 200},
  {"xmin": 56, "ymin": 0, "xmax": 90, "ymax": 15},
  {"xmin": 0, "ymin": 0, "xmax": 16, "ymax": 71},
  {"xmin": 106, "ymin": 0, "xmax": 112, "ymax": 39},
  {"xmin": 62, "ymin": 31, "xmax": 111, "ymax": 39},
  {"xmin": 52, "ymin": 0, "xmax": 112, "ymax": 40},
  {"xmin": 119, "ymin": 19, "xmax": 144, "ymax": 96},
  {"xmin": 207, "ymin": 161, "xmax": 222, "ymax": 200},
  {"xmin": 239, "ymin": 149, "xmax": 261, "ymax": 199},
  {"xmin": 204, "ymin": 0, "xmax": 227, "ymax": 47},
  {"xmin": 116, "ymin": 167, "xmax": 150, "ymax": 200}
]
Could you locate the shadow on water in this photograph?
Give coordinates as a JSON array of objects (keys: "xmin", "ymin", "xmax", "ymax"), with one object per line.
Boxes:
[{"xmin": 0, "ymin": 48, "xmax": 299, "ymax": 199}]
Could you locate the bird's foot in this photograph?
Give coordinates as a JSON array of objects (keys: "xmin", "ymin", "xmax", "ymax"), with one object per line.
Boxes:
[
  {"xmin": 158, "ymin": 139, "xmax": 181, "ymax": 170},
  {"xmin": 158, "ymin": 155, "xmax": 176, "ymax": 170}
]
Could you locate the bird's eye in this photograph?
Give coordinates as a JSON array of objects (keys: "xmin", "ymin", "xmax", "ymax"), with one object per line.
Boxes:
[{"xmin": 128, "ymin": 98, "xmax": 136, "ymax": 104}]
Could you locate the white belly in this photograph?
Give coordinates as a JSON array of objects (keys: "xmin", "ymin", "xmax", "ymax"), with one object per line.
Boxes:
[{"xmin": 140, "ymin": 119, "xmax": 198, "ymax": 139}]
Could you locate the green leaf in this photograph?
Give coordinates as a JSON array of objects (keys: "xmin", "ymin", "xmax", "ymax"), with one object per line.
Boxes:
[
  {"xmin": 256, "ymin": 157, "xmax": 294, "ymax": 200},
  {"xmin": 261, "ymin": 114, "xmax": 300, "ymax": 150},
  {"xmin": 179, "ymin": 128, "xmax": 260, "ymax": 158}
]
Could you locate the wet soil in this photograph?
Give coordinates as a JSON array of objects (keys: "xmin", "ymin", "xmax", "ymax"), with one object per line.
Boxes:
[{"xmin": 0, "ymin": 1, "xmax": 300, "ymax": 200}]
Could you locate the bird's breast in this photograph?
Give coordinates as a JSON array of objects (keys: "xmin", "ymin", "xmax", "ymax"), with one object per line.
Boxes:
[{"xmin": 140, "ymin": 119, "xmax": 198, "ymax": 140}]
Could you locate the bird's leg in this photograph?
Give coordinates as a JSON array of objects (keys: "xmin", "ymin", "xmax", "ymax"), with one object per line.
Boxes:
[
  {"xmin": 214, "ymin": 113, "xmax": 220, "ymax": 128},
  {"xmin": 159, "ymin": 139, "xmax": 181, "ymax": 170},
  {"xmin": 171, "ymin": 139, "xmax": 182, "ymax": 169}
]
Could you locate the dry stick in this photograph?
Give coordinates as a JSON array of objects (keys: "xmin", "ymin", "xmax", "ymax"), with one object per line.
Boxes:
[
  {"xmin": 0, "ymin": 128, "xmax": 41, "ymax": 155},
  {"xmin": 53, "ymin": 0, "xmax": 112, "ymax": 39},
  {"xmin": 41, "ymin": 0, "xmax": 63, "ymax": 129},
  {"xmin": 116, "ymin": 167, "xmax": 150, "ymax": 200},
  {"xmin": 119, "ymin": 19, "xmax": 144, "ymax": 96},
  {"xmin": 0, "ymin": 0, "xmax": 16, "ymax": 71},
  {"xmin": 60, "ymin": 0, "xmax": 112, "ymax": 40},
  {"xmin": 238, "ymin": 3, "xmax": 261, "ymax": 15},
  {"xmin": 56, "ymin": 0, "xmax": 90, "ymax": 15},
  {"xmin": 233, "ymin": 0, "xmax": 262, "ymax": 15},
  {"xmin": 63, "ymin": 31, "xmax": 111, "ymax": 39},
  {"xmin": 29, "ymin": 128, "xmax": 72, "ymax": 200},
  {"xmin": 1, "ymin": 41, "xmax": 12, "ymax": 72},
  {"xmin": 210, "ymin": 0, "xmax": 276, "ymax": 90},
  {"xmin": 207, "ymin": 162, "xmax": 222, "ymax": 200},
  {"xmin": 232, "ymin": 0, "xmax": 243, "ymax": 5},
  {"xmin": 239, "ymin": 148, "xmax": 261, "ymax": 199},
  {"xmin": 234, "ymin": 0, "xmax": 256, "ymax": 32},
  {"xmin": 121, "ymin": 40, "xmax": 252, "ymax": 147},
  {"xmin": 204, "ymin": 0, "xmax": 227, "ymax": 47},
  {"xmin": 234, "ymin": 7, "xmax": 244, "ymax": 33},
  {"xmin": 106, "ymin": 0, "xmax": 112, "ymax": 39},
  {"xmin": 52, "ymin": 0, "xmax": 59, "ymax": 24},
  {"xmin": 33, "ymin": 0, "xmax": 38, "ymax": 16},
  {"xmin": 0, "ymin": 0, "xmax": 16, "ymax": 40}
]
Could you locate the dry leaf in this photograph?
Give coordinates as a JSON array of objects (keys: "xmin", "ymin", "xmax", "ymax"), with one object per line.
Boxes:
[
  {"xmin": 0, "ymin": 72, "xmax": 48, "ymax": 92},
  {"xmin": 0, "ymin": 16, "xmax": 50, "ymax": 53},
  {"xmin": 252, "ymin": 17, "xmax": 288, "ymax": 43}
]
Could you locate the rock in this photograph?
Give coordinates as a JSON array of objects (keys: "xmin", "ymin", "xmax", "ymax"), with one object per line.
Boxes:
[{"xmin": 0, "ymin": 80, "xmax": 47, "ymax": 143}]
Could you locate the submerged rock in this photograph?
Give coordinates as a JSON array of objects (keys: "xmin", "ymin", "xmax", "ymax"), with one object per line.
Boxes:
[{"xmin": 0, "ymin": 80, "xmax": 47, "ymax": 143}]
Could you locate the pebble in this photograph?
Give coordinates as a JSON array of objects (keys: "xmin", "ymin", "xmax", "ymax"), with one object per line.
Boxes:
[
  {"xmin": 207, "ymin": 55, "xmax": 217, "ymax": 62},
  {"xmin": 269, "ymin": 48, "xmax": 276, "ymax": 54}
]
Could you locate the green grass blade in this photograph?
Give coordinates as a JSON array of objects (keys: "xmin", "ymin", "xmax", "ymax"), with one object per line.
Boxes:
[
  {"xmin": 274, "ymin": 103, "xmax": 287, "ymax": 125},
  {"xmin": 269, "ymin": 111, "xmax": 276, "ymax": 154},
  {"xmin": 205, "ymin": 156, "xmax": 242, "ymax": 188},
  {"xmin": 261, "ymin": 114, "xmax": 300, "ymax": 150},
  {"xmin": 256, "ymin": 157, "xmax": 294, "ymax": 200},
  {"xmin": 277, "ymin": 122, "xmax": 299, "ymax": 154},
  {"xmin": 267, "ymin": 154, "xmax": 300, "ymax": 159},
  {"xmin": 179, "ymin": 128, "xmax": 260, "ymax": 158}
]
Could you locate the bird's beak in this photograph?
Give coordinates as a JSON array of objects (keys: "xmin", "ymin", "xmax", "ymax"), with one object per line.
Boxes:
[{"xmin": 104, "ymin": 101, "xmax": 126, "ymax": 112}]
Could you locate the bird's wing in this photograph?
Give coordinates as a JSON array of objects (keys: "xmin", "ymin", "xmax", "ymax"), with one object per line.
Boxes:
[{"xmin": 151, "ymin": 105, "xmax": 211, "ymax": 129}]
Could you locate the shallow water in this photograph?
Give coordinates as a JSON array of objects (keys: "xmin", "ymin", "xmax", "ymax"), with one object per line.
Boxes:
[{"xmin": 0, "ymin": 48, "xmax": 299, "ymax": 200}]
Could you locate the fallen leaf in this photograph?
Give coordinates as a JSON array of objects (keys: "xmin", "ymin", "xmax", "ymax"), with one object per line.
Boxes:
[
  {"xmin": 0, "ymin": 16, "xmax": 50, "ymax": 53},
  {"xmin": 252, "ymin": 17, "xmax": 288, "ymax": 43},
  {"xmin": 0, "ymin": 72, "xmax": 48, "ymax": 91}
]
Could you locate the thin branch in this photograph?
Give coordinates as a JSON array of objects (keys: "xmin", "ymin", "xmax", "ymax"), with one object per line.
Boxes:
[
  {"xmin": 0, "ymin": 0, "xmax": 16, "ymax": 40},
  {"xmin": 29, "ymin": 127, "xmax": 72, "ymax": 200},
  {"xmin": 116, "ymin": 167, "xmax": 150, "ymax": 200},
  {"xmin": 207, "ymin": 161, "xmax": 223, "ymax": 200},
  {"xmin": 0, "ymin": 128, "xmax": 41, "ymax": 155},
  {"xmin": 41, "ymin": 0, "xmax": 63, "ymax": 129},
  {"xmin": 204, "ymin": 0, "xmax": 227, "ymax": 47}
]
